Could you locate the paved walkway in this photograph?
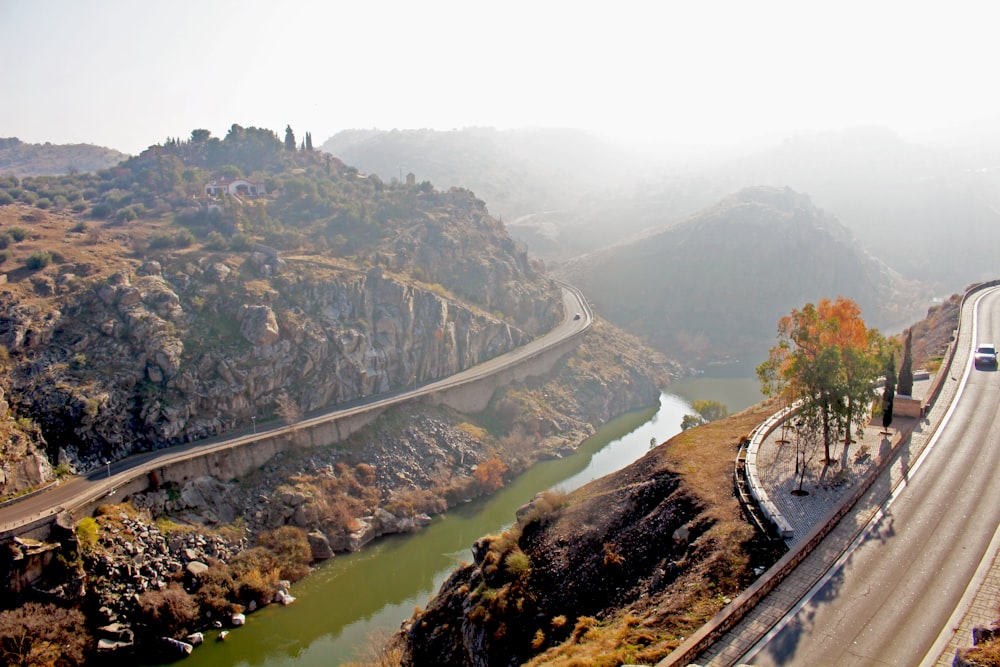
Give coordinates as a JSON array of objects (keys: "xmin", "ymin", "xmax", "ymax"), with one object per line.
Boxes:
[{"xmin": 694, "ymin": 374, "xmax": 956, "ymax": 666}]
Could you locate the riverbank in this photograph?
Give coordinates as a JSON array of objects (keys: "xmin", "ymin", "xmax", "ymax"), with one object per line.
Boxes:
[
  {"xmin": 1, "ymin": 319, "xmax": 681, "ymax": 664},
  {"xmin": 399, "ymin": 398, "xmax": 785, "ymax": 666}
]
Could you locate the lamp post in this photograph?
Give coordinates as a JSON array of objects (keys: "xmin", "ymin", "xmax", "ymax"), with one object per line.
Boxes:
[{"xmin": 105, "ymin": 460, "xmax": 111, "ymax": 479}]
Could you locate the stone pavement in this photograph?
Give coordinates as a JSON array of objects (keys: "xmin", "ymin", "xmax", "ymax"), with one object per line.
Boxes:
[
  {"xmin": 692, "ymin": 373, "xmax": 950, "ymax": 666},
  {"xmin": 755, "ymin": 410, "xmax": 893, "ymax": 547}
]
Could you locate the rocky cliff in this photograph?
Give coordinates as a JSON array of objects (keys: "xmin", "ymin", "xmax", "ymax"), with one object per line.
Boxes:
[{"xmin": 0, "ymin": 185, "xmax": 560, "ymax": 496}]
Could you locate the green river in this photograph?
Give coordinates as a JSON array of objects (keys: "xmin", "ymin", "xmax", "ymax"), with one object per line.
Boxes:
[{"xmin": 179, "ymin": 377, "xmax": 761, "ymax": 666}]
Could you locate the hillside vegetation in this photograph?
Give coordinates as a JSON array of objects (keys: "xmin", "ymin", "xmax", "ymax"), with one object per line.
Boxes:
[{"xmin": 0, "ymin": 125, "xmax": 562, "ymax": 494}]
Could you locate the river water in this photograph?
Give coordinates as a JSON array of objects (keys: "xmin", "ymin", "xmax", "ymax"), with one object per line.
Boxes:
[{"xmin": 179, "ymin": 380, "xmax": 761, "ymax": 666}]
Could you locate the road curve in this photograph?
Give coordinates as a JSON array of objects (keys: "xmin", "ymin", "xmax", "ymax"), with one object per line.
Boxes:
[
  {"xmin": 739, "ymin": 285, "xmax": 1000, "ymax": 666},
  {"xmin": 0, "ymin": 284, "xmax": 593, "ymax": 533}
]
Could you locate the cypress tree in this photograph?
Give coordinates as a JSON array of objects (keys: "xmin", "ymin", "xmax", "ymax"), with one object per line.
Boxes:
[{"xmin": 898, "ymin": 329, "xmax": 914, "ymax": 397}]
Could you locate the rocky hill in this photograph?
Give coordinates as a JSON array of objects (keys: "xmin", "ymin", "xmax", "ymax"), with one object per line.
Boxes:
[
  {"xmin": 0, "ymin": 127, "xmax": 563, "ymax": 497},
  {"xmin": 559, "ymin": 186, "xmax": 929, "ymax": 362},
  {"xmin": 0, "ymin": 137, "xmax": 128, "ymax": 176},
  {"xmin": 398, "ymin": 398, "xmax": 781, "ymax": 667}
]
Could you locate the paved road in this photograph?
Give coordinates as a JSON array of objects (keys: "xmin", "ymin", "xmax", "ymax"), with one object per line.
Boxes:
[
  {"xmin": 737, "ymin": 285, "xmax": 1000, "ymax": 666},
  {"xmin": 0, "ymin": 285, "xmax": 591, "ymax": 533}
]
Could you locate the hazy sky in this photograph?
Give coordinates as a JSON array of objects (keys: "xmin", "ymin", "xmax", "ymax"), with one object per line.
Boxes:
[{"xmin": 2, "ymin": 0, "xmax": 999, "ymax": 155}]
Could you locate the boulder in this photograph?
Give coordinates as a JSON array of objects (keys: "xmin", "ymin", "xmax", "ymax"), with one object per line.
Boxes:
[
  {"xmin": 186, "ymin": 561, "xmax": 209, "ymax": 577},
  {"xmin": 159, "ymin": 637, "xmax": 193, "ymax": 658},
  {"xmin": 274, "ymin": 589, "xmax": 297, "ymax": 605},
  {"xmin": 307, "ymin": 530, "xmax": 334, "ymax": 560},
  {"xmin": 231, "ymin": 612, "xmax": 246, "ymax": 626},
  {"xmin": 238, "ymin": 305, "xmax": 280, "ymax": 346}
]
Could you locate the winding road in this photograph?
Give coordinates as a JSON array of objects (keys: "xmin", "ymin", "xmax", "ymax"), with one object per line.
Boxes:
[
  {"xmin": 738, "ymin": 285, "xmax": 1000, "ymax": 666},
  {"xmin": 0, "ymin": 284, "xmax": 592, "ymax": 534}
]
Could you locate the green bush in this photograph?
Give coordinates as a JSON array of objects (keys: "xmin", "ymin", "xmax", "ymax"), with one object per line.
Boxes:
[
  {"xmin": 25, "ymin": 251, "xmax": 52, "ymax": 270},
  {"xmin": 8, "ymin": 226, "xmax": 28, "ymax": 242},
  {"xmin": 174, "ymin": 229, "xmax": 195, "ymax": 247},
  {"xmin": 0, "ymin": 192, "xmax": 13, "ymax": 206},
  {"xmin": 35, "ymin": 197, "xmax": 52, "ymax": 209},
  {"xmin": 90, "ymin": 202, "xmax": 112, "ymax": 219},
  {"xmin": 75, "ymin": 517, "xmax": 99, "ymax": 552}
]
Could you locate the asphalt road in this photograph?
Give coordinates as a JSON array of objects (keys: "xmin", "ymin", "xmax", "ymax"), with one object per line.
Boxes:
[
  {"xmin": 739, "ymin": 285, "xmax": 1000, "ymax": 666},
  {"xmin": 0, "ymin": 284, "xmax": 592, "ymax": 533}
]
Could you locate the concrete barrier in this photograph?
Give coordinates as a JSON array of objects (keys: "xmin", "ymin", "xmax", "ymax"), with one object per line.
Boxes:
[{"xmin": 0, "ymin": 285, "xmax": 592, "ymax": 541}]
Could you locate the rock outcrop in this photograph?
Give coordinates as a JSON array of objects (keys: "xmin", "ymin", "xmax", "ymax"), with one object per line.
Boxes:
[{"xmin": 0, "ymin": 189, "xmax": 562, "ymax": 491}]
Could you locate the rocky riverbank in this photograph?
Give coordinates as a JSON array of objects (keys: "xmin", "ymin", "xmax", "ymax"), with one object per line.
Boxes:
[{"xmin": 0, "ymin": 318, "xmax": 681, "ymax": 664}]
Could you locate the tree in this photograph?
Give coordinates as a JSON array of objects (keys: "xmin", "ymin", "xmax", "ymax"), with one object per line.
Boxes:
[
  {"xmin": 284, "ymin": 125, "xmax": 296, "ymax": 151},
  {"xmin": 757, "ymin": 297, "xmax": 884, "ymax": 463},
  {"xmin": 274, "ymin": 391, "xmax": 303, "ymax": 426},
  {"xmin": 305, "ymin": 131, "xmax": 313, "ymax": 151},
  {"xmin": 692, "ymin": 399, "xmax": 729, "ymax": 422},
  {"xmin": 680, "ymin": 414, "xmax": 705, "ymax": 430},
  {"xmin": 898, "ymin": 328, "xmax": 914, "ymax": 397},
  {"xmin": 882, "ymin": 354, "xmax": 896, "ymax": 434},
  {"xmin": 0, "ymin": 602, "xmax": 89, "ymax": 666},
  {"xmin": 680, "ymin": 399, "xmax": 729, "ymax": 430}
]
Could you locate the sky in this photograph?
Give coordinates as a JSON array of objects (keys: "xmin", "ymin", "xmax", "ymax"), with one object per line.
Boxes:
[{"xmin": 2, "ymin": 0, "xmax": 1000, "ymax": 155}]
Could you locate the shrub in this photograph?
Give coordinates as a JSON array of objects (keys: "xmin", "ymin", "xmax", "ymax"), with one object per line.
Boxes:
[
  {"xmin": 256, "ymin": 526, "xmax": 312, "ymax": 580},
  {"xmin": 147, "ymin": 232, "xmax": 172, "ymax": 249},
  {"xmin": 354, "ymin": 463, "xmax": 376, "ymax": 486},
  {"xmin": 0, "ymin": 602, "xmax": 89, "ymax": 667},
  {"xmin": 0, "ymin": 250, "xmax": 9, "ymax": 265},
  {"xmin": 230, "ymin": 547, "xmax": 281, "ymax": 605},
  {"xmin": 0, "ymin": 233, "xmax": 9, "ymax": 249},
  {"xmin": 0, "ymin": 192, "xmax": 13, "ymax": 205},
  {"xmin": 90, "ymin": 202, "xmax": 112, "ymax": 219},
  {"xmin": 174, "ymin": 228, "xmax": 195, "ymax": 247},
  {"xmin": 206, "ymin": 230, "xmax": 228, "ymax": 250},
  {"xmin": 137, "ymin": 584, "xmax": 199, "ymax": 637},
  {"xmin": 69, "ymin": 220, "xmax": 88, "ymax": 233},
  {"xmin": 504, "ymin": 550, "xmax": 531, "ymax": 580},
  {"xmin": 193, "ymin": 562, "xmax": 241, "ymax": 620},
  {"xmin": 7, "ymin": 227, "xmax": 28, "ymax": 241},
  {"xmin": 24, "ymin": 251, "xmax": 52, "ymax": 270},
  {"xmin": 230, "ymin": 232, "xmax": 253, "ymax": 251},
  {"xmin": 75, "ymin": 516, "xmax": 99, "ymax": 552},
  {"xmin": 35, "ymin": 197, "xmax": 52, "ymax": 210},
  {"xmin": 474, "ymin": 458, "xmax": 508, "ymax": 492},
  {"xmin": 114, "ymin": 207, "xmax": 137, "ymax": 224}
]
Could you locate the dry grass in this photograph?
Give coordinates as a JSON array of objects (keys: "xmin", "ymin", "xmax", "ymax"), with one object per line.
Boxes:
[
  {"xmin": 0, "ymin": 204, "xmax": 153, "ymax": 306},
  {"xmin": 518, "ymin": 399, "xmax": 780, "ymax": 667}
]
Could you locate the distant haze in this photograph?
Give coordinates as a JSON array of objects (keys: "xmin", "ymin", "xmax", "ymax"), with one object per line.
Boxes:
[{"xmin": 2, "ymin": 0, "xmax": 999, "ymax": 155}]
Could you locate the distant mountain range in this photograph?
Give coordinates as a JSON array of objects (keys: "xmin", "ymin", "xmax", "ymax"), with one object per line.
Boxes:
[
  {"xmin": 321, "ymin": 125, "xmax": 1000, "ymax": 293},
  {"xmin": 321, "ymin": 127, "xmax": 640, "ymax": 220},
  {"xmin": 0, "ymin": 137, "xmax": 128, "ymax": 176}
]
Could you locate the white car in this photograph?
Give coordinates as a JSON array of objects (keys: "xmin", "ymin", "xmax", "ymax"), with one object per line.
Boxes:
[{"xmin": 974, "ymin": 343, "xmax": 998, "ymax": 368}]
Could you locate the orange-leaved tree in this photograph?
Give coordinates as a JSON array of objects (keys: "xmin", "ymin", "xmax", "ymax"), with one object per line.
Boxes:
[{"xmin": 757, "ymin": 297, "xmax": 885, "ymax": 463}]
